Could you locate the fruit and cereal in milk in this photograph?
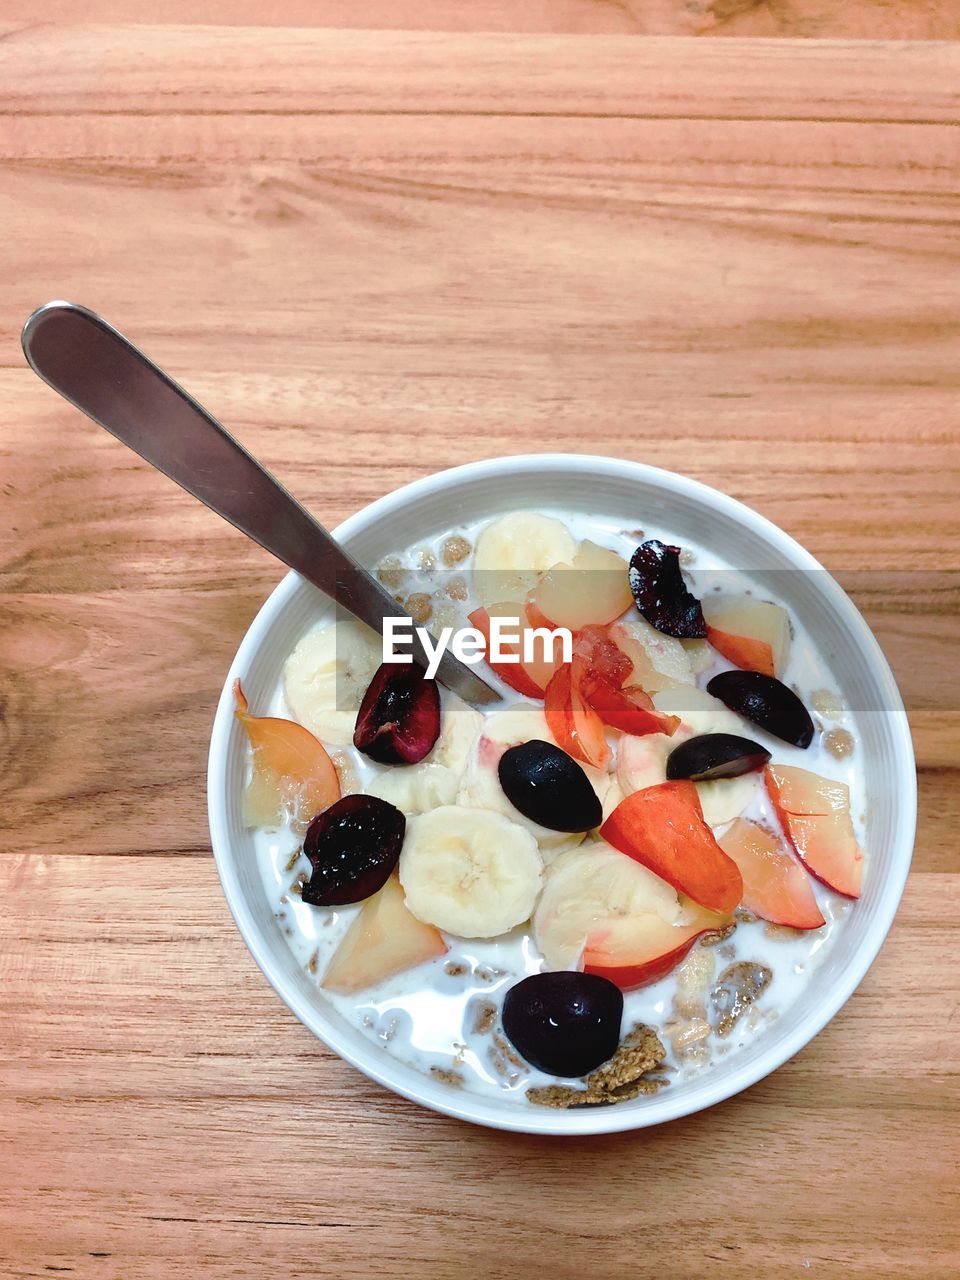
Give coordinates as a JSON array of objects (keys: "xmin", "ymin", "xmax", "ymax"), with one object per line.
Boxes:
[{"xmin": 237, "ymin": 512, "xmax": 865, "ymax": 1107}]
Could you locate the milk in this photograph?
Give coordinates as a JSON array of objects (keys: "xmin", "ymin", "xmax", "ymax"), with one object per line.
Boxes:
[{"xmin": 252, "ymin": 512, "xmax": 863, "ymax": 1103}]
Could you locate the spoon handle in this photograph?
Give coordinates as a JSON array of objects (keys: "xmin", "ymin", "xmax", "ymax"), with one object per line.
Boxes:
[{"xmin": 22, "ymin": 301, "xmax": 500, "ymax": 705}]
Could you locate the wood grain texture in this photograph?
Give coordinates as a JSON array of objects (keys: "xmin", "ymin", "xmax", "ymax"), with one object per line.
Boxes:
[
  {"xmin": 3, "ymin": 2, "xmax": 960, "ymax": 39},
  {"xmin": 1, "ymin": 23, "xmax": 959, "ymax": 1280}
]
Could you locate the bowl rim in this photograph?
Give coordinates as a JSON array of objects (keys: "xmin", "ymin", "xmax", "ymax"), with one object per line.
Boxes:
[{"xmin": 207, "ymin": 453, "xmax": 917, "ymax": 1135}]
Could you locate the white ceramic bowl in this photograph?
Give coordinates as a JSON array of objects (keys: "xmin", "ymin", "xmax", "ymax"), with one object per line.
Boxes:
[{"xmin": 207, "ymin": 454, "xmax": 915, "ymax": 1135}]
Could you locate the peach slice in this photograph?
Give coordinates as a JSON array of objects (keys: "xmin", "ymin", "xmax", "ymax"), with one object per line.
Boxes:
[
  {"xmin": 703, "ymin": 596, "xmax": 791, "ymax": 678},
  {"xmin": 321, "ymin": 875, "xmax": 448, "ymax": 994},
  {"xmin": 533, "ymin": 841, "xmax": 693, "ymax": 974},
  {"xmin": 582, "ymin": 675, "xmax": 681, "ymax": 738},
  {"xmin": 583, "ymin": 917, "xmax": 718, "ymax": 992},
  {"xmin": 617, "ymin": 722, "xmax": 759, "ymax": 831},
  {"xmin": 764, "ymin": 764, "xmax": 864, "ymax": 899},
  {"xmin": 617, "ymin": 730, "xmax": 677, "ymax": 797},
  {"xmin": 600, "ymin": 780, "xmax": 744, "ymax": 914},
  {"xmin": 544, "ymin": 661, "xmax": 610, "ymax": 769},
  {"xmin": 572, "ymin": 625, "xmax": 680, "ymax": 737},
  {"xmin": 520, "ymin": 602, "xmax": 570, "ymax": 691},
  {"xmin": 458, "ymin": 703, "xmax": 609, "ymax": 854},
  {"xmin": 468, "ymin": 604, "xmax": 545, "ymax": 698},
  {"xmin": 523, "ymin": 836, "xmax": 729, "ymax": 990},
  {"xmin": 705, "ymin": 626, "xmax": 774, "ymax": 678},
  {"xmin": 530, "ymin": 540, "xmax": 634, "ymax": 630},
  {"xmin": 573, "ymin": 624, "xmax": 634, "ymax": 687},
  {"xmin": 718, "ymin": 818, "xmax": 825, "ymax": 929},
  {"xmin": 610, "ymin": 613, "xmax": 695, "ymax": 692},
  {"xmin": 233, "ymin": 680, "xmax": 340, "ymax": 827}
]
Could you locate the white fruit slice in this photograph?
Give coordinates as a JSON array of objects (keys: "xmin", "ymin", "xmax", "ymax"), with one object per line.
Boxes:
[
  {"xmin": 536, "ymin": 780, "xmax": 624, "ymax": 874},
  {"xmin": 610, "ymin": 613, "xmax": 695, "ymax": 692},
  {"xmin": 616, "ymin": 732, "xmax": 675, "ymax": 798},
  {"xmin": 532, "ymin": 841, "xmax": 683, "ymax": 971},
  {"xmin": 695, "ymin": 774, "xmax": 759, "ymax": 829},
  {"xmin": 242, "ymin": 769, "xmax": 284, "ymax": 829},
  {"xmin": 367, "ymin": 763, "xmax": 459, "ymax": 814},
  {"xmin": 616, "ymin": 689, "xmax": 758, "ymax": 829},
  {"xmin": 651, "ymin": 686, "xmax": 743, "ymax": 735},
  {"xmin": 321, "ymin": 875, "xmax": 447, "ymax": 994},
  {"xmin": 532, "ymin": 540, "xmax": 633, "ymax": 629},
  {"xmin": 703, "ymin": 595, "xmax": 791, "ymax": 676},
  {"xmin": 681, "ymin": 639, "xmax": 715, "ymax": 677},
  {"xmin": 283, "ymin": 619, "xmax": 381, "ymax": 746},
  {"xmin": 430, "ymin": 691, "xmax": 484, "ymax": 774},
  {"xmin": 399, "ymin": 806, "xmax": 543, "ymax": 938},
  {"xmin": 601, "ymin": 780, "xmax": 625, "ymax": 824},
  {"xmin": 457, "ymin": 703, "xmax": 610, "ymax": 851},
  {"xmin": 538, "ymin": 837, "xmax": 589, "ymax": 869},
  {"xmin": 472, "ymin": 512, "xmax": 577, "ymax": 607}
]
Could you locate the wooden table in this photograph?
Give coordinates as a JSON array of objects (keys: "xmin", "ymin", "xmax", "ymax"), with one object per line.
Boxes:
[{"xmin": 2, "ymin": 16, "xmax": 958, "ymax": 1279}]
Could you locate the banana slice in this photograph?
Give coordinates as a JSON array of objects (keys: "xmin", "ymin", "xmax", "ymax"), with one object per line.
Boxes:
[
  {"xmin": 538, "ymin": 834, "xmax": 590, "ymax": 869},
  {"xmin": 472, "ymin": 512, "xmax": 577, "ymax": 607},
  {"xmin": 609, "ymin": 613, "xmax": 695, "ymax": 692},
  {"xmin": 532, "ymin": 840, "xmax": 682, "ymax": 971},
  {"xmin": 366, "ymin": 693, "xmax": 481, "ymax": 818},
  {"xmin": 651, "ymin": 686, "xmax": 743, "ymax": 736},
  {"xmin": 399, "ymin": 806, "xmax": 543, "ymax": 938},
  {"xmin": 539, "ymin": 779, "xmax": 623, "ymax": 869},
  {"xmin": 694, "ymin": 775, "xmax": 759, "ymax": 829},
  {"xmin": 430, "ymin": 692, "xmax": 484, "ymax": 775},
  {"xmin": 457, "ymin": 703, "xmax": 610, "ymax": 851},
  {"xmin": 615, "ymin": 688, "xmax": 758, "ymax": 829},
  {"xmin": 367, "ymin": 763, "xmax": 459, "ymax": 815},
  {"xmin": 283, "ymin": 619, "xmax": 381, "ymax": 746}
]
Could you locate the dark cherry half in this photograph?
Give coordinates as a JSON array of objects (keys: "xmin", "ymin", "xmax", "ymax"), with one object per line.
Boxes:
[
  {"xmin": 353, "ymin": 662, "xmax": 441, "ymax": 765},
  {"xmin": 706, "ymin": 670, "xmax": 814, "ymax": 749},
  {"xmin": 498, "ymin": 739, "xmax": 603, "ymax": 833},
  {"xmin": 301, "ymin": 794, "xmax": 406, "ymax": 906},
  {"xmin": 502, "ymin": 971, "xmax": 623, "ymax": 1077},
  {"xmin": 666, "ymin": 733, "xmax": 772, "ymax": 782},
  {"xmin": 628, "ymin": 540, "xmax": 706, "ymax": 638}
]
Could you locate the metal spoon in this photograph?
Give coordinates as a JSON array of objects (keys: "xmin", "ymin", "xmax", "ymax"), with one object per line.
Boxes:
[{"xmin": 21, "ymin": 301, "xmax": 501, "ymax": 704}]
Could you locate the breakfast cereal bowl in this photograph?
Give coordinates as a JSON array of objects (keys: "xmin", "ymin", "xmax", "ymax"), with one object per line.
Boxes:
[{"xmin": 207, "ymin": 454, "xmax": 915, "ymax": 1135}]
